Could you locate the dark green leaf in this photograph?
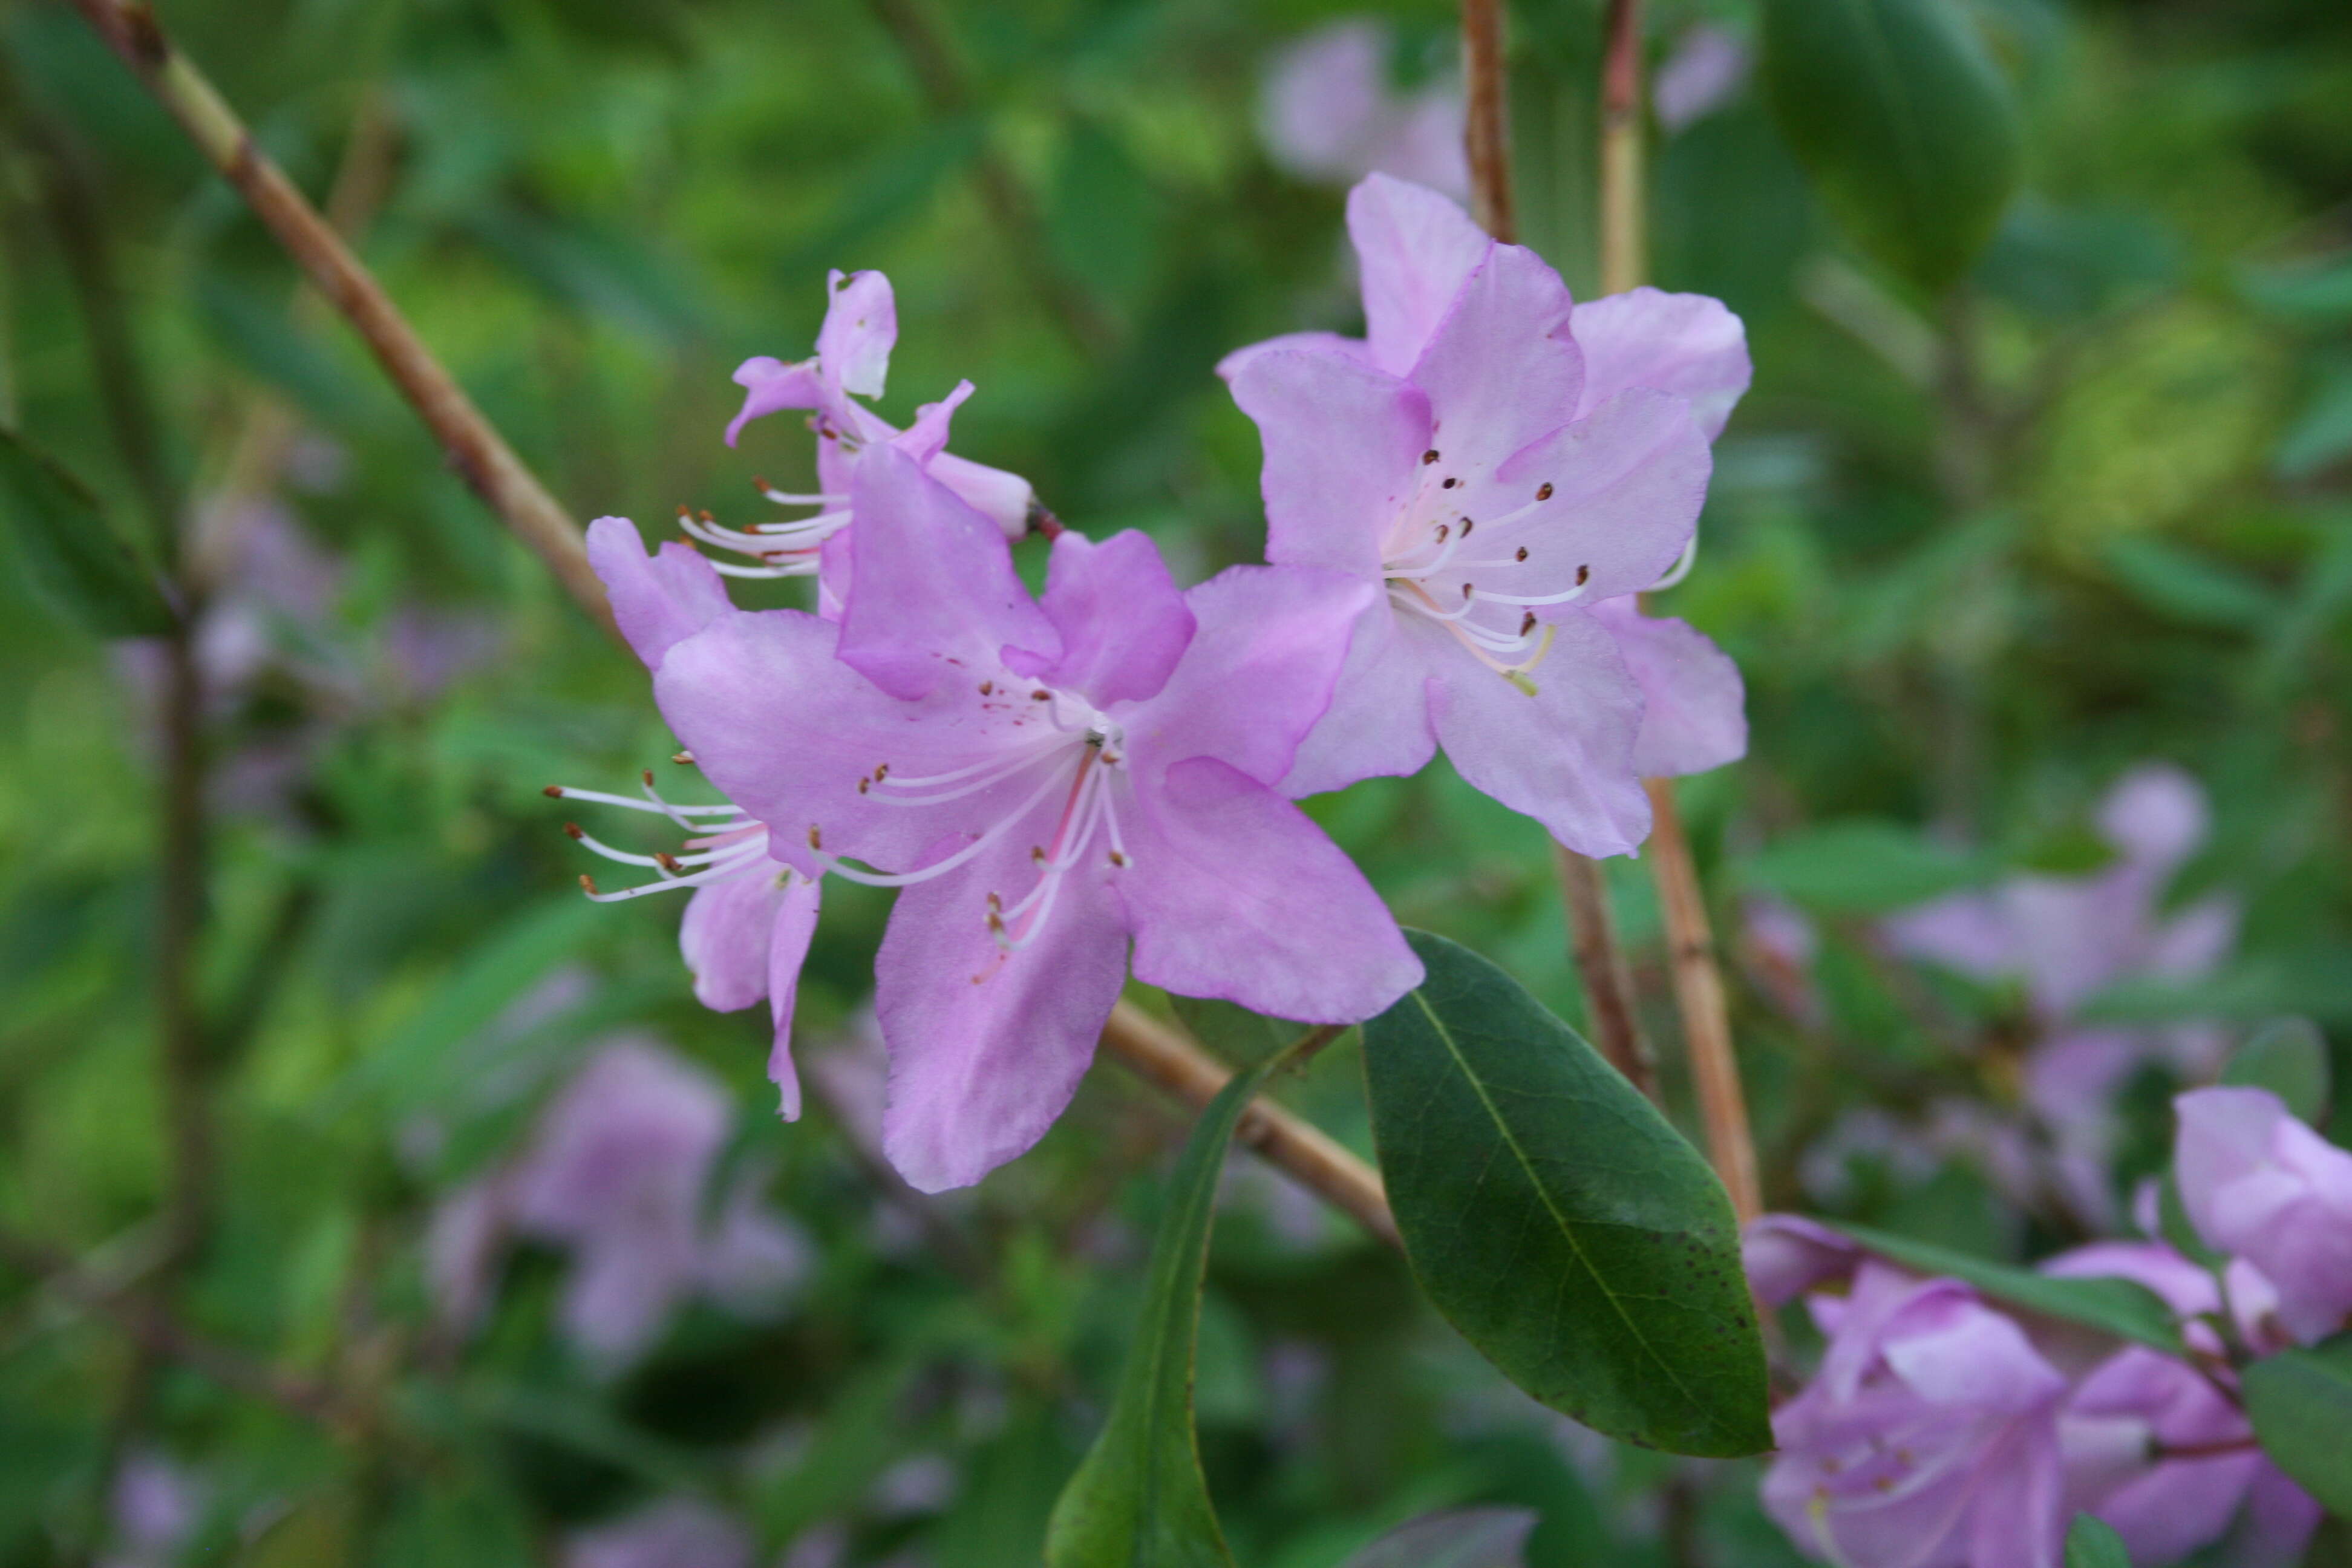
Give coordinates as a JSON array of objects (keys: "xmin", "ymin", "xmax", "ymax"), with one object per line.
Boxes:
[
  {"xmin": 1740, "ymin": 820, "xmax": 1995, "ymax": 915},
  {"xmin": 0, "ymin": 427, "xmax": 174, "ymax": 637},
  {"xmin": 1044, "ymin": 1054, "xmax": 1276, "ymax": 1564},
  {"xmin": 1829, "ymin": 1221, "xmax": 2186, "ymax": 1355},
  {"xmin": 1362, "ymin": 931, "xmax": 1771, "ymax": 1457},
  {"xmin": 1339, "ymin": 1508, "xmax": 1536, "ymax": 1568},
  {"xmin": 2103, "ymin": 536, "xmax": 2280, "ymax": 632},
  {"xmin": 194, "ymin": 276, "xmax": 374, "ymax": 426},
  {"xmin": 1760, "ymin": 0, "xmax": 2024, "ymax": 295},
  {"xmin": 2220, "ymin": 1018, "xmax": 2332, "ymax": 1127},
  {"xmin": 2064, "ymin": 1513, "xmax": 2130, "ymax": 1568},
  {"xmin": 2243, "ymin": 1331, "xmax": 2352, "ymax": 1515}
]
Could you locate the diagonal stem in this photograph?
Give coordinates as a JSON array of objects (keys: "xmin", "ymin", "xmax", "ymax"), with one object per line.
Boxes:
[
  {"xmin": 70, "ymin": 0, "xmax": 1388, "ymax": 1253},
  {"xmin": 1460, "ymin": 0, "xmax": 1516, "ymax": 243}
]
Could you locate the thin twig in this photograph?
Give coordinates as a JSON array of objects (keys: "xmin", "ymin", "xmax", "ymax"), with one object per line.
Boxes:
[
  {"xmin": 1645, "ymin": 780, "xmax": 1762, "ymax": 1223},
  {"xmin": 67, "ymin": 0, "xmax": 616, "ymax": 638},
  {"xmin": 1598, "ymin": 0, "xmax": 1645, "ymax": 297},
  {"xmin": 1460, "ymin": 0, "xmax": 1515, "ymax": 243},
  {"xmin": 1554, "ymin": 844, "xmax": 1656, "ymax": 1098},
  {"xmin": 861, "ymin": 0, "xmax": 1117, "ymax": 358},
  {"xmin": 72, "ymin": 0, "xmax": 1396, "ymax": 1255},
  {"xmin": 1102, "ymin": 1001, "xmax": 1400, "ymax": 1250}
]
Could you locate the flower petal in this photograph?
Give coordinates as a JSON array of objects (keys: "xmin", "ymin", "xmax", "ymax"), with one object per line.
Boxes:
[
  {"xmin": 1215, "ymin": 329, "xmax": 1379, "ymax": 386},
  {"xmin": 1426, "ymin": 609, "xmax": 1651, "ymax": 857},
  {"xmin": 725, "ymin": 356, "xmax": 825, "ymax": 447},
  {"xmin": 1588, "ymin": 598, "xmax": 1746, "ymax": 776},
  {"xmin": 1406, "ymin": 242, "xmax": 1583, "ymax": 482},
  {"xmin": 1486, "ymin": 388, "xmax": 1710, "ymax": 606},
  {"xmin": 587, "ymin": 516, "xmax": 733, "ymax": 669},
  {"xmin": 837, "ymin": 446, "xmax": 1060, "ymax": 701},
  {"xmin": 1127, "ymin": 564, "xmax": 1376, "ymax": 790},
  {"xmin": 1013, "ymin": 530, "xmax": 1197, "ymax": 707},
  {"xmin": 1569, "ymin": 287, "xmax": 1751, "ymax": 441},
  {"xmin": 875, "ymin": 834, "xmax": 1131, "ymax": 1192},
  {"xmin": 1347, "ymin": 172, "xmax": 1493, "ymax": 376},
  {"xmin": 1279, "ymin": 598, "xmax": 1438, "ymax": 797},
  {"xmin": 681, "ymin": 860, "xmax": 791, "ymax": 1013},
  {"xmin": 1120, "ymin": 756, "xmax": 1420, "ymax": 1022},
  {"xmin": 767, "ymin": 871, "xmax": 823, "ymax": 1122},
  {"xmin": 817, "ymin": 268, "xmax": 897, "ymax": 400},
  {"xmin": 1230, "ymin": 349, "xmax": 1428, "ymax": 580}
]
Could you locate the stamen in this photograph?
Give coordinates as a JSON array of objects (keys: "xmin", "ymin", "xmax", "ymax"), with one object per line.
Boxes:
[
  {"xmin": 1422, "ymin": 449, "xmax": 1440, "ymax": 465},
  {"xmin": 1537, "ymin": 482, "xmax": 1553, "ymax": 501}
]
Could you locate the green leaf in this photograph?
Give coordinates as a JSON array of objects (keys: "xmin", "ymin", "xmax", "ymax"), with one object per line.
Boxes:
[
  {"xmin": 0, "ymin": 427, "xmax": 175, "ymax": 637},
  {"xmin": 2103, "ymin": 535, "xmax": 2280, "ymax": 632},
  {"xmin": 2064, "ymin": 1513, "xmax": 2131, "ymax": 1568},
  {"xmin": 2220, "ymin": 1018, "xmax": 2332, "ymax": 1126},
  {"xmin": 2243, "ymin": 1331, "xmax": 2352, "ymax": 1515},
  {"xmin": 1828, "ymin": 1221, "xmax": 2186, "ymax": 1355},
  {"xmin": 194, "ymin": 275, "xmax": 374, "ymax": 426},
  {"xmin": 1361, "ymin": 931, "xmax": 1771, "ymax": 1457},
  {"xmin": 1044, "ymin": 1053, "xmax": 1276, "ymax": 1564},
  {"xmin": 1338, "ymin": 1508, "xmax": 1537, "ymax": 1568},
  {"xmin": 1739, "ymin": 820, "xmax": 1994, "ymax": 915},
  {"xmin": 1760, "ymin": 0, "xmax": 2024, "ymax": 295}
]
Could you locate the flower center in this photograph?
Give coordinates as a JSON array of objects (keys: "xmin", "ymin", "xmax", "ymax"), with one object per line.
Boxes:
[{"xmin": 1378, "ymin": 451, "xmax": 1586, "ymax": 694}]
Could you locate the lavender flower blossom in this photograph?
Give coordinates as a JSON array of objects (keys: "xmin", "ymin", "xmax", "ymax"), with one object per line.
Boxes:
[
  {"xmin": 1258, "ymin": 20, "xmax": 1468, "ymax": 197},
  {"xmin": 563, "ymin": 1498, "xmax": 754, "ymax": 1568},
  {"xmin": 2175, "ymin": 1085, "xmax": 2352, "ymax": 1345}
]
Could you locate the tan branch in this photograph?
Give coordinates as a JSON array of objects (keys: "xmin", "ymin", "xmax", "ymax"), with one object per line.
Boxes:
[
  {"xmin": 1460, "ymin": 0, "xmax": 1515, "ymax": 243},
  {"xmin": 1554, "ymin": 845, "xmax": 1657, "ymax": 1099}
]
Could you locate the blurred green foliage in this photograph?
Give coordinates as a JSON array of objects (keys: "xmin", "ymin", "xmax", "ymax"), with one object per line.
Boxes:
[{"xmin": 0, "ymin": 0, "xmax": 2348, "ymax": 1561}]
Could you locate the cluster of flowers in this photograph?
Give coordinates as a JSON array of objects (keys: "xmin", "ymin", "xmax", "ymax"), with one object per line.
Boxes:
[
  {"xmin": 557, "ymin": 173, "xmax": 1753, "ymax": 1193},
  {"xmin": 1749, "ymin": 1083, "xmax": 2352, "ymax": 1567}
]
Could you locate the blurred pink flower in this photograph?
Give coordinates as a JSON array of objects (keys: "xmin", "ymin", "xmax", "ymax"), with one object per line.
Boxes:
[
  {"xmin": 430, "ymin": 1039, "xmax": 808, "ymax": 1367},
  {"xmin": 99, "ymin": 1451, "xmax": 202, "ymax": 1568},
  {"xmin": 1762, "ymin": 1262, "xmax": 2069, "ymax": 1568},
  {"xmin": 564, "ymin": 1498, "xmax": 753, "ymax": 1568},
  {"xmin": 1221, "ymin": 176, "xmax": 1745, "ymax": 854},
  {"xmin": 1652, "ymin": 24, "xmax": 1751, "ymax": 134},
  {"xmin": 1258, "ymin": 20, "xmax": 1467, "ymax": 197},
  {"xmin": 2175, "ymin": 1085, "xmax": 2352, "ymax": 1344}
]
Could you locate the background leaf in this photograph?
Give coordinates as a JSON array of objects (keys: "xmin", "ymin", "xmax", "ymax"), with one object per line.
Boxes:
[
  {"xmin": 1044, "ymin": 1054, "xmax": 1275, "ymax": 1566},
  {"xmin": 1362, "ymin": 930, "xmax": 1771, "ymax": 1458},
  {"xmin": 1760, "ymin": 0, "xmax": 2024, "ymax": 294},
  {"xmin": 2219, "ymin": 1018, "xmax": 2332, "ymax": 1127},
  {"xmin": 0, "ymin": 428, "xmax": 174, "ymax": 637},
  {"xmin": 2243, "ymin": 1332, "xmax": 2352, "ymax": 1516},
  {"xmin": 2064, "ymin": 1513, "xmax": 2131, "ymax": 1568},
  {"xmin": 1828, "ymin": 1221, "xmax": 2186, "ymax": 1355},
  {"xmin": 1337, "ymin": 1507, "xmax": 1537, "ymax": 1568}
]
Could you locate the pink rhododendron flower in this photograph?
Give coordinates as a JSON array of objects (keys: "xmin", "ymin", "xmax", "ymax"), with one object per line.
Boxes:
[
  {"xmin": 2175, "ymin": 1085, "xmax": 2352, "ymax": 1344},
  {"xmin": 1742, "ymin": 1212, "xmax": 1862, "ymax": 1307},
  {"xmin": 647, "ymin": 447, "xmax": 1422, "ymax": 1191},
  {"xmin": 430, "ymin": 1039, "xmax": 808, "ymax": 1367},
  {"xmin": 1258, "ymin": 20, "xmax": 1467, "ymax": 197},
  {"xmin": 557, "ymin": 518, "xmax": 823, "ymax": 1117},
  {"xmin": 714, "ymin": 269, "xmax": 1035, "ymax": 601},
  {"xmin": 1221, "ymin": 175, "xmax": 1749, "ymax": 854},
  {"xmin": 564, "ymin": 1498, "xmax": 753, "ymax": 1568},
  {"xmin": 1762, "ymin": 1262, "xmax": 2069, "ymax": 1568}
]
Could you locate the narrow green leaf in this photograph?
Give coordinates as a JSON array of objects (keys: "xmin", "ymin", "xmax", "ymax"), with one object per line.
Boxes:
[
  {"xmin": 1044, "ymin": 1056, "xmax": 1275, "ymax": 1565},
  {"xmin": 1760, "ymin": 0, "xmax": 2024, "ymax": 295},
  {"xmin": 2243, "ymin": 1331, "xmax": 2352, "ymax": 1515},
  {"xmin": 1338, "ymin": 1508, "xmax": 1536, "ymax": 1568},
  {"xmin": 0, "ymin": 427, "xmax": 174, "ymax": 636},
  {"xmin": 1828, "ymin": 1221, "xmax": 2186, "ymax": 1355},
  {"xmin": 2220, "ymin": 1018, "xmax": 2332, "ymax": 1127},
  {"xmin": 1362, "ymin": 931, "xmax": 1771, "ymax": 1457},
  {"xmin": 2064, "ymin": 1513, "xmax": 2131, "ymax": 1568},
  {"xmin": 1740, "ymin": 819, "xmax": 1996, "ymax": 914}
]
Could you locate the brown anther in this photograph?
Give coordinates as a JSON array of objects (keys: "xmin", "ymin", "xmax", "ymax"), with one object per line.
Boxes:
[
  {"xmin": 979, "ymin": 680, "xmax": 994, "ymax": 696},
  {"xmin": 1031, "ymin": 690, "xmax": 1051, "ymax": 702},
  {"xmin": 1108, "ymin": 849, "xmax": 1129, "ymax": 867},
  {"xmin": 753, "ymin": 474, "xmax": 769, "ymax": 491},
  {"xmin": 655, "ymin": 852, "xmax": 684, "ymax": 872},
  {"xmin": 986, "ymin": 892, "xmax": 1002, "ymax": 911},
  {"xmin": 1520, "ymin": 612, "xmax": 1537, "ymax": 635},
  {"xmin": 1422, "ymin": 448, "xmax": 1440, "ymax": 465},
  {"xmin": 1462, "ymin": 582, "xmax": 1475, "ymax": 601},
  {"xmin": 857, "ymin": 778, "xmax": 871, "ymax": 794},
  {"xmin": 1576, "ymin": 563, "xmax": 1590, "ymax": 585},
  {"xmin": 1436, "ymin": 523, "xmax": 1451, "ymax": 542},
  {"xmin": 673, "ymin": 751, "xmax": 694, "ymax": 765},
  {"xmin": 1441, "ymin": 476, "xmax": 1457, "ymax": 489},
  {"xmin": 1515, "ymin": 546, "xmax": 1529, "ymax": 562},
  {"xmin": 874, "ymin": 763, "xmax": 889, "ymax": 780},
  {"xmin": 578, "ymin": 874, "xmax": 599, "ymax": 895},
  {"xmin": 986, "ymin": 911, "xmax": 1006, "ymax": 933},
  {"xmin": 543, "ymin": 784, "xmax": 565, "ymax": 798},
  {"xmin": 1537, "ymin": 482, "xmax": 1554, "ymax": 501},
  {"xmin": 643, "ymin": 769, "xmax": 656, "ymax": 786},
  {"xmin": 564, "ymin": 822, "xmax": 584, "ymax": 840},
  {"xmin": 1031, "ymin": 846, "xmax": 1047, "ymax": 863},
  {"xmin": 676, "ymin": 505, "xmax": 691, "ymax": 520},
  {"xmin": 698, "ymin": 509, "xmax": 716, "ymax": 523},
  {"xmin": 1460, "ymin": 518, "xmax": 1475, "ymax": 536},
  {"xmin": 807, "ymin": 826, "xmax": 822, "ymax": 851}
]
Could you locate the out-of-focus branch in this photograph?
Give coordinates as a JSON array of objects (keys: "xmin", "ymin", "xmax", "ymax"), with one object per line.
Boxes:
[
  {"xmin": 1599, "ymin": 0, "xmax": 1647, "ymax": 299},
  {"xmin": 1460, "ymin": 0, "xmax": 1515, "ymax": 243},
  {"xmin": 67, "ymin": 0, "xmax": 616, "ymax": 638},
  {"xmin": 1554, "ymin": 845, "xmax": 1656, "ymax": 1099},
  {"xmin": 861, "ymin": 0, "xmax": 1117, "ymax": 358},
  {"xmin": 73, "ymin": 0, "xmax": 1397, "ymax": 1261},
  {"xmin": 1102, "ymin": 1001, "xmax": 1400, "ymax": 1251}
]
